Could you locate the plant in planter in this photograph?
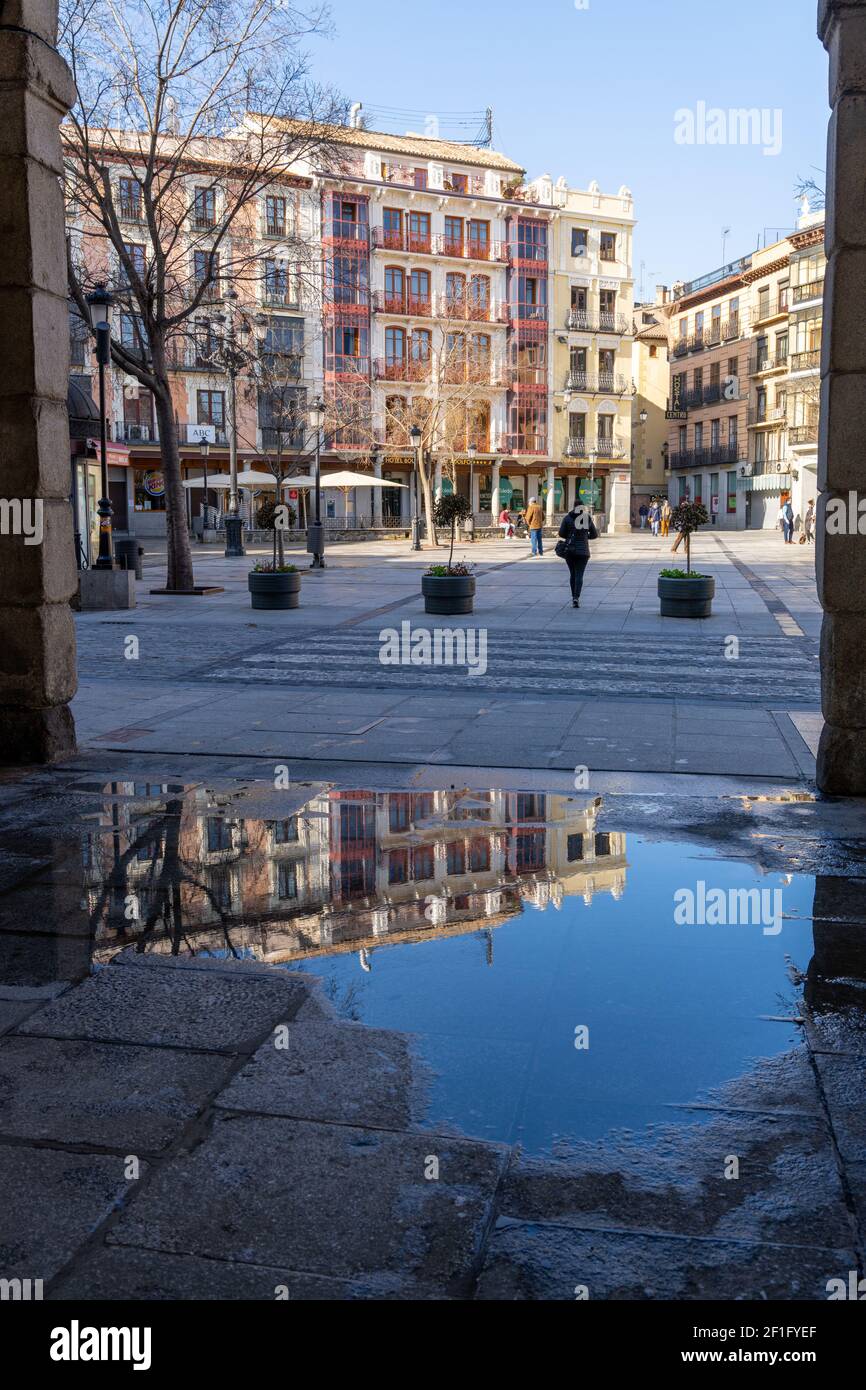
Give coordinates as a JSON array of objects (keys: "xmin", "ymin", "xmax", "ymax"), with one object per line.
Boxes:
[
  {"xmin": 422, "ymin": 494, "xmax": 475, "ymax": 614},
  {"xmin": 248, "ymin": 561, "xmax": 301, "ymax": 611},
  {"xmin": 659, "ymin": 501, "xmax": 715, "ymax": 617}
]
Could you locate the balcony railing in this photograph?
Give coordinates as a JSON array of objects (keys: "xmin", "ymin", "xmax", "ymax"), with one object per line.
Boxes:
[
  {"xmin": 789, "ymin": 423, "xmax": 818, "ymax": 445},
  {"xmin": 566, "ymin": 309, "xmax": 631, "ymax": 334},
  {"xmin": 260, "ymin": 426, "xmax": 306, "ymax": 451},
  {"xmin": 193, "ymin": 212, "xmax": 217, "ymax": 231},
  {"xmin": 748, "ymin": 405, "xmax": 787, "ymax": 426},
  {"xmin": 373, "ymin": 356, "xmax": 432, "ymax": 382},
  {"xmin": 672, "ymin": 338, "xmax": 689, "ymax": 358},
  {"xmin": 563, "ymin": 436, "xmax": 626, "ymax": 459},
  {"xmin": 372, "ymin": 226, "xmax": 431, "ymax": 254},
  {"xmin": 325, "ymin": 220, "xmax": 369, "ymax": 245},
  {"xmin": 792, "ymin": 279, "xmax": 824, "ymax": 305},
  {"xmin": 114, "ymin": 421, "xmax": 156, "ymax": 443},
  {"xmin": 118, "ymin": 200, "xmax": 144, "ymax": 224},
  {"xmin": 506, "ymin": 432, "xmax": 548, "ymax": 455},
  {"xmin": 325, "ymin": 357, "xmax": 370, "ymax": 379},
  {"xmin": 435, "ymin": 233, "xmax": 507, "ymax": 262},
  {"xmin": 750, "ymin": 349, "xmax": 789, "ymax": 373},
  {"xmin": 752, "ymin": 294, "xmax": 789, "ymax": 323},
  {"xmin": 262, "ymin": 286, "xmax": 300, "ymax": 309},
  {"xmin": 565, "ymin": 372, "xmax": 632, "ymax": 396},
  {"xmin": 790, "ymin": 349, "xmax": 820, "ymax": 373},
  {"xmin": 667, "ymin": 445, "xmax": 742, "ymax": 470}
]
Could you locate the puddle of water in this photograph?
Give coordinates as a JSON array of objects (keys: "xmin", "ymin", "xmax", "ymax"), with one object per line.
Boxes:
[{"xmin": 0, "ymin": 779, "xmax": 846, "ymax": 1156}]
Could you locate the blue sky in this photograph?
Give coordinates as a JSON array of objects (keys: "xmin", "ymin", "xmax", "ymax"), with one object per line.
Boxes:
[{"xmin": 306, "ymin": 0, "xmax": 828, "ymax": 295}]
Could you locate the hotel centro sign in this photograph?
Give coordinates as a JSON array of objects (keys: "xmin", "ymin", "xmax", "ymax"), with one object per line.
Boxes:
[{"xmin": 665, "ymin": 376, "xmax": 688, "ymax": 421}]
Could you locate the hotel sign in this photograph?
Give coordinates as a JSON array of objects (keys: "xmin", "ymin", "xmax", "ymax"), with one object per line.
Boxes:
[{"xmin": 665, "ymin": 378, "xmax": 688, "ymax": 421}]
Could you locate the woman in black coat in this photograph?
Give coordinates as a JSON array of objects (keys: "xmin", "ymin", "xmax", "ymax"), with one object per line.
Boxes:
[{"xmin": 558, "ymin": 504, "xmax": 598, "ymax": 607}]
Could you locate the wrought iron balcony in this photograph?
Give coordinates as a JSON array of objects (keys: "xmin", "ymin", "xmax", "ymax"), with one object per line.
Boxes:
[
  {"xmin": 260, "ymin": 426, "xmax": 306, "ymax": 451},
  {"xmin": 565, "ymin": 372, "xmax": 632, "ymax": 396},
  {"xmin": 115, "ymin": 421, "xmax": 156, "ymax": 443},
  {"xmin": 566, "ymin": 309, "xmax": 631, "ymax": 334},
  {"xmin": 505, "ymin": 432, "xmax": 548, "ymax": 455},
  {"xmin": 790, "ymin": 349, "xmax": 821, "ymax": 373},
  {"xmin": 748, "ymin": 405, "xmax": 787, "ymax": 426},
  {"xmin": 373, "ymin": 355, "xmax": 432, "ymax": 383},
  {"xmin": 789, "ymin": 423, "xmax": 818, "ymax": 445},
  {"xmin": 750, "ymin": 349, "xmax": 789, "ymax": 373},
  {"xmin": 752, "ymin": 294, "xmax": 789, "ymax": 323},
  {"xmin": 791, "ymin": 279, "xmax": 824, "ymax": 305}
]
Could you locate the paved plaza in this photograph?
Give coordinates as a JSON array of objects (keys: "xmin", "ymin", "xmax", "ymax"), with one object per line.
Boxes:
[{"xmin": 72, "ymin": 530, "xmax": 822, "ymax": 783}]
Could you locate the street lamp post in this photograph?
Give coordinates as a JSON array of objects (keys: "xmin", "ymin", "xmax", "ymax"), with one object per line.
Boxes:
[
  {"xmin": 210, "ymin": 289, "xmax": 247, "ymax": 558},
  {"xmin": 85, "ymin": 284, "xmax": 116, "ymax": 569},
  {"xmin": 198, "ymin": 437, "xmax": 210, "ymax": 532},
  {"xmin": 308, "ymin": 395, "xmax": 325, "ymax": 569},
  {"xmin": 466, "ymin": 441, "xmax": 477, "ymax": 542},
  {"xmin": 409, "ymin": 423, "xmax": 422, "ymax": 551}
]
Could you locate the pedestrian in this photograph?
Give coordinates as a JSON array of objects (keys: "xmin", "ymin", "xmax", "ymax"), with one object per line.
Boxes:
[
  {"xmin": 804, "ymin": 499, "xmax": 815, "ymax": 544},
  {"xmin": 660, "ymin": 498, "xmax": 672, "ymax": 538},
  {"xmin": 649, "ymin": 498, "xmax": 661, "ymax": 536},
  {"xmin": 638, "ymin": 502, "xmax": 649, "ymax": 530},
  {"xmin": 778, "ymin": 498, "xmax": 794, "ymax": 544},
  {"xmin": 524, "ymin": 495, "xmax": 544, "ymax": 556},
  {"xmin": 498, "ymin": 505, "xmax": 514, "ymax": 540},
  {"xmin": 557, "ymin": 501, "xmax": 598, "ymax": 608}
]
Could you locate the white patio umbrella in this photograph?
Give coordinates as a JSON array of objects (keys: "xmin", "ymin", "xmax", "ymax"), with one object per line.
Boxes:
[
  {"xmin": 235, "ymin": 468, "xmax": 283, "ymax": 487},
  {"xmin": 181, "ymin": 475, "xmax": 231, "ymax": 488},
  {"xmin": 320, "ymin": 469, "xmax": 408, "ymax": 524}
]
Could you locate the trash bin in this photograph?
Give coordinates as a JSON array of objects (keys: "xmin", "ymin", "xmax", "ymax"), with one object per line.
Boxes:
[{"xmin": 115, "ymin": 537, "xmax": 142, "ymax": 579}]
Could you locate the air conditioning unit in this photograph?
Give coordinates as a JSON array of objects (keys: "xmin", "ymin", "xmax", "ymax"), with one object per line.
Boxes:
[
  {"xmin": 739, "ymin": 463, "xmax": 753, "ymax": 477},
  {"xmin": 776, "ymin": 461, "xmax": 784, "ymax": 473}
]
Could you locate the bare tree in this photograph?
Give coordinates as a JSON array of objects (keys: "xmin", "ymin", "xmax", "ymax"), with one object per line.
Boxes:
[
  {"xmin": 378, "ymin": 302, "xmax": 503, "ymax": 544},
  {"xmin": 60, "ymin": 0, "xmax": 345, "ymax": 591},
  {"xmin": 238, "ymin": 325, "xmax": 314, "ymax": 564}
]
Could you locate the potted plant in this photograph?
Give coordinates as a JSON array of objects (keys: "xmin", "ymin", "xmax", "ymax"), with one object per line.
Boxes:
[
  {"xmin": 658, "ymin": 500, "xmax": 715, "ymax": 618},
  {"xmin": 422, "ymin": 494, "xmax": 475, "ymax": 614},
  {"xmin": 248, "ymin": 561, "xmax": 300, "ymax": 610}
]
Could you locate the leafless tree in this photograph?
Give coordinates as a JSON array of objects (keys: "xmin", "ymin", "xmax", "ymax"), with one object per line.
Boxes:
[{"xmin": 60, "ymin": 0, "xmax": 345, "ymax": 590}]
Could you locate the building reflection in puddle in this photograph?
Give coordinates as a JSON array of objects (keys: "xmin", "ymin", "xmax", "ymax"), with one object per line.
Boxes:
[{"xmin": 83, "ymin": 785, "xmax": 627, "ymax": 967}]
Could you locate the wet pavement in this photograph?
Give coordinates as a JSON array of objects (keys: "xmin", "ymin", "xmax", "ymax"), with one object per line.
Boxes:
[{"xmin": 0, "ymin": 761, "xmax": 864, "ymax": 1298}]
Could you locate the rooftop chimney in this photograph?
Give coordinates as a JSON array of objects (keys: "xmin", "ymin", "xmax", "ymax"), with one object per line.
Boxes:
[{"xmin": 655, "ymin": 285, "xmax": 669, "ymax": 305}]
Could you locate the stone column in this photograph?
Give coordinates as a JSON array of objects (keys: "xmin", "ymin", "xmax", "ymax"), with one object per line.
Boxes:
[
  {"xmin": 545, "ymin": 466, "xmax": 556, "ymax": 522},
  {"xmin": 606, "ymin": 469, "xmax": 633, "ymax": 534},
  {"xmin": 817, "ymin": 0, "xmax": 866, "ymax": 793},
  {"xmin": 0, "ymin": 2, "xmax": 78, "ymax": 763},
  {"xmin": 372, "ymin": 453, "xmax": 383, "ymax": 527},
  {"xmin": 434, "ymin": 457, "xmax": 443, "ymax": 499},
  {"xmin": 490, "ymin": 460, "xmax": 501, "ymax": 518}
]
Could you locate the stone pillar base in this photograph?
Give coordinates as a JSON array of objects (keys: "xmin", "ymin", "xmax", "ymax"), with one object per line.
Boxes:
[
  {"xmin": 78, "ymin": 569, "xmax": 136, "ymax": 610},
  {"xmin": 817, "ymin": 723, "xmax": 866, "ymax": 796},
  {"xmin": 0, "ymin": 705, "xmax": 76, "ymax": 764}
]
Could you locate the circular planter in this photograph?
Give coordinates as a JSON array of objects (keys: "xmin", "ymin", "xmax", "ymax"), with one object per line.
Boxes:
[
  {"xmin": 421, "ymin": 573, "xmax": 475, "ymax": 615},
  {"xmin": 658, "ymin": 574, "xmax": 715, "ymax": 619},
  {"xmin": 248, "ymin": 570, "xmax": 301, "ymax": 610}
]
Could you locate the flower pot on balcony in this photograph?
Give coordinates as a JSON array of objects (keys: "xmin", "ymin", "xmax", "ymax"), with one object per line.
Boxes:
[
  {"xmin": 248, "ymin": 569, "xmax": 301, "ymax": 610},
  {"xmin": 658, "ymin": 574, "xmax": 715, "ymax": 619},
  {"xmin": 421, "ymin": 573, "xmax": 475, "ymax": 615}
]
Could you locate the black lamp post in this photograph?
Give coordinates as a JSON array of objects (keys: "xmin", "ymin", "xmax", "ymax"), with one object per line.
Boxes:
[
  {"xmin": 198, "ymin": 437, "xmax": 210, "ymax": 530},
  {"xmin": 209, "ymin": 290, "xmax": 247, "ymax": 557},
  {"xmin": 308, "ymin": 395, "xmax": 325, "ymax": 569},
  {"xmin": 409, "ymin": 423, "xmax": 422, "ymax": 551},
  {"xmin": 85, "ymin": 283, "xmax": 115, "ymax": 569}
]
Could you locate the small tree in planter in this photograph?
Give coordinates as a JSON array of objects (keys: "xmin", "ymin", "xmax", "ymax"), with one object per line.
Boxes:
[
  {"xmin": 659, "ymin": 500, "xmax": 715, "ymax": 618},
  {"xmin": 422, "ymin": 494, "xmax": 475, "ymax": 614},
  {"xmin": 669, "ymin": 500, "xmax": 709, "ymax": 575}
]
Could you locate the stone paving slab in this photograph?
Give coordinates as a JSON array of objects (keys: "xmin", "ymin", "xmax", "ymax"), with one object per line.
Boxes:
[
  {"xmin": 215, "ymin": 1018, "xmax": 425, "ymax": 1131},
  {"xmin": 474, "ymin": 1219, "xmax": 857, "ymax": 1300},
  {"xmin": 108, "ymin": 1110, "xmax": 508, "ymax": 1297},
  {"xmin": 494, "ymin": 1107, "xmax": 855, "ymax": 1251},
  {"xmin": 17, "ymin": 958, "xmax": 309, "ymax": 1053},
  {"xmin": 50, "ymin": 1245, "xmax": 429, "ymax": 1301},
  {"xmin": 0, "ymin": 1143, "xmax": 144, "ymax": 1282},
  {"xmin": 814, "ymin": 1055, "xmax": 866, "ymax": 1162},
  {"xmin": 0, "ymin": 1035, "xmax": 234, "ymax": 1152}
]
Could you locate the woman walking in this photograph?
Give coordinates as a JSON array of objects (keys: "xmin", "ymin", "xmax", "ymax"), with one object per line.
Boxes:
[
  {"xmin": 557, "ymin": 501, "xmax": 598, "ymax": 608},
  {"xmin": 660, "ymin": 498, "xmax": 672, "ymax": 538}
]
